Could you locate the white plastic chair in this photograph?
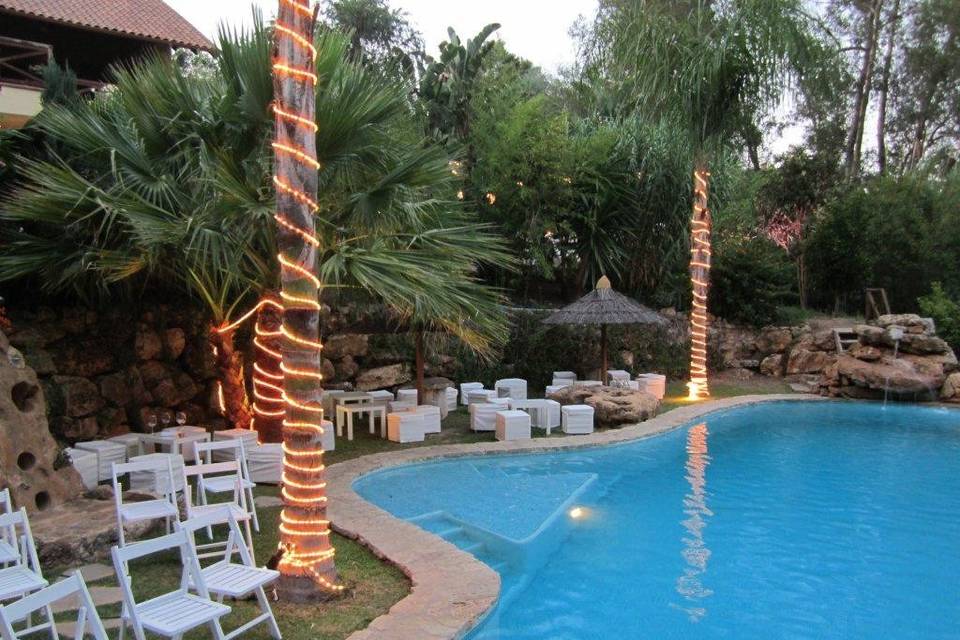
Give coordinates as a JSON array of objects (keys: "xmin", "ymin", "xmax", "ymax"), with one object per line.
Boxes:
[
  {"xmin": 0, "ymin": 491, "xmax": 15, "ymax": 567},
  {"xmin": 193, "ymin": 440, "xmax": 260, "ymax": 533},
  {"xmin": 0, "ymin": 509, "xmax": 50, "ymax": 638},
  {"xmin": 111, "ymin": 459, "xmax": 180, "ymax": 548},
  {"xmin": 178, "ymin": 513, "xmax": 281, "ymax": 640},
  {"xmin": 182, "ymin": 461, "xmax": 254, "ymax": 560},
  {"xmin": 0, "ymin": 573, "xmax": 108, "ymax": 640},
  {"xmin": 112, "ymin": 530, "xmax": 229, "ymax": 640}
]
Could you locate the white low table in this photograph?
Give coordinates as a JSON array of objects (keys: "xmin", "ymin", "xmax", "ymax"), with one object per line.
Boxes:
[
  {"xmin": 508, "ymin": 399, "xmax": 552, "ymax": 433},
  {"xmin": 140, "ymin": 429, "xmax": 210, "ymax": 462},
  {"xmin": 336, "ymin": 404, "xmax": 386, "ymax": 440},
  {"xmin": 496, "ymin": 410, "xmax": 531, "ymax": 441}
]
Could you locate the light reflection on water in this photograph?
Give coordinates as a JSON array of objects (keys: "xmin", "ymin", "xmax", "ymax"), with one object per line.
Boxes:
[{"xmin": 674, "ymin": 421, "xmax": 714, "ymax": 621}]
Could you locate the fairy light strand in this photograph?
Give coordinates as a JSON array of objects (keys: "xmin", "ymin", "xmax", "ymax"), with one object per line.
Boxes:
[
  {"xmin": 688, "ymin": 168, "xmax": 712, "ymax": 400},
  {"xmin": 272, "ymin": 0, "xmax": 344, "ymax": 595}
]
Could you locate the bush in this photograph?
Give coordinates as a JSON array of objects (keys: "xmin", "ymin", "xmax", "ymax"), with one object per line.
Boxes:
[
  {"xmin": 918, "ymin": 282, "xmax": 960, "ymax": 355},
  {"xmin": 710, "ymin": 237, "xmax": 796, "ymax": 327}
]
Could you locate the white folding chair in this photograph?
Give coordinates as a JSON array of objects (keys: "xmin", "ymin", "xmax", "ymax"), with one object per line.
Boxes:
[
  {"xmin": 111, "ymin": 459, "xmax": 180, "ymax": 548},
  {"xmin": 112, "ymin": 530, "xmax": 229, "ymax": 640},
  {"xmin": 178, "ymin": 513, "xmax": 281, "ymax": 640},
  {"xmin": 0, "ymin": 491, "xmax": 16, "ymax": 567},
  {"xmin": 182, "ymin": 461, "xmax": 254, "ymax": 560},
  {"xmin": 0, "ymin": 573, "xmax": 108, "ymax": 640},
  {"xmin": 0, "ymin": 510, "xmax": 50, "ymax": 638},
  {"xmin": 193, "ymin": 441, "xmax": 259, "ymax": 533}
]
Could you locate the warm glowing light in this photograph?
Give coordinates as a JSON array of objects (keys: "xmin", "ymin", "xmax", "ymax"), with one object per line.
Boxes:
[
  {"xmin": 456, "ymin": 190, "xmax": 464, "ymax": 200},
  {"xmin": 485, "ymin": 192, "xmax": 496, "ymax": 205},
  {"xmin": 216, "ymin": 382, "xmax": 226, "ymax": 414},
  {"xmin": 569, "ymin": 506, "xmax": 586, "ymax": 519},
  {"xmin": 688, "ymin": 167, "xmax": 712, "ymax": 397}
]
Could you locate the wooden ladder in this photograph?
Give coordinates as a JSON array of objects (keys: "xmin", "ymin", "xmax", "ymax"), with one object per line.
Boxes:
[
  {"xmin": 865, "ymin": 288, "xmax": 891, "ymax": 322},
  {"xmin": 834, "ymin": 328, "xmax": 858, "ymax": 353}
]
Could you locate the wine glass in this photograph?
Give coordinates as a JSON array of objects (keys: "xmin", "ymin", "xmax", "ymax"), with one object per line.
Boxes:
[
  {"xmin": 146, "ymin": 413, "xmax": 158, "ymax": 434},
  {"xmin": 175, "ymin": 411, "xmax": 187, "ymax": 427},
  {"xmin": 160, "ymin": 411, "xmax": 172, "ymax": 429}
]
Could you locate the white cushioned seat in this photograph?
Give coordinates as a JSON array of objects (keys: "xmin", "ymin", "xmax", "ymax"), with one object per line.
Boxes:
[
  {"xmin": 496, "ymin": 410, "xmax": 531, "ymax": 441},
  {"xmin": 387, "ymin": 411, "xmax": 425, "ymax": 443}
]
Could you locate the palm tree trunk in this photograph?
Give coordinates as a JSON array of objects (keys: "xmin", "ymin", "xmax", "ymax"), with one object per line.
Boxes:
[
  {"xmin": 273, "ymin": 0, "xmax": 341, "ymax": 601},
  {"xmin": 600, "ymin": 324, "xmax": 608, "ymax": 385},
  {"xmin": 415, "ymin": 330, "xmax": 425, "ymax": 404},
  {"xmin": 208, "ymin": 326, "xmax": 252, "ymax": 429},
  {"xmin": 688, "ymin": 160, "xmax": 711, "ymax": 397},
  {"xmin": 252, "ymin": 294, "xmax": 285, "ymax": 443}
]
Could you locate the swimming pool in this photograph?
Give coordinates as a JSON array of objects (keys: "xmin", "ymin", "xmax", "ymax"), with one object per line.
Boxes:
[{"xmin": 354, "ymin": 401, "xmax": 960, "ymax": 639}]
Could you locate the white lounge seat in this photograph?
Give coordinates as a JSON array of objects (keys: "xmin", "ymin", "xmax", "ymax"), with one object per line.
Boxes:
[
  {"xmin": 179, "ymin": 513, "xmax": 281, "ymax": 640},
  {"xmin": 0, "ymin": 509, "xmax": 50, "ymax": 639},
  {"xmin": 496, "ymin": 410, "xmax": 531, "ymax": 441},
  {"xmin": 467, "ymin": 389, "xmax": 498, "ymax": 405},
  {"xmin": 183, "ymin": 461, "xmax": 254, "ymax": 560},
  {"xmin": 194, "ymin": 440, "xmax": 259, "ymax": 533},
  {"xmin": 445, "ymin": 387, "xmax": 459, "ymax": 411},
  {"xmin": 469, "ymin": 400, "xmax": 509, "ymax": 431},
  {"xmin": 395, "ymin": 389, "xmax": 417, "ymax": 405},
  {"xmin": 112, "ymin": 459, "xmax": 179, "ymax": 548},
  {"xmin": 562, "ymin": 405, "xmax": 595, "ymax": 434},
  {"xmin": 410, "ymin": 405, "xmax": 442, "ymax": 434},
  {"xmin": 495, "ymin": 378, "xmax": 528, "ymax": 400},
  {"xmin": 77, "ymin": 440, "xmax": 128, "ymax": 482},
  {"xmin": 112, "ymin": 530, "xmax": 229, "ymax": 640},
  {"xmin": 64, "ymin": 447, "xmax": 99, "ymax": 490},
  {"xmin": 387, "ymin": 411, "xmax": 425, "ymax": 443},
  {"xmin": 460, "ymin": 382, "xmax": 484, "ymax": 405},
  {"xmin": 0, "ymin": 573, "xmax": 108, "ymax": 640}
]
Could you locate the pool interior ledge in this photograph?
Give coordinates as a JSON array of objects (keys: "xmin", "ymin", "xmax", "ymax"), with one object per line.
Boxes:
[{"xmin": 327, "ymin": 393, "xmax": 823, "ymax": 640}]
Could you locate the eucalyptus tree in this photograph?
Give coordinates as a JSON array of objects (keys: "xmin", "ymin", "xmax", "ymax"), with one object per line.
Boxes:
[
  {"xmin": 0, "ymin": 17, "xmax": 509, "ymax": 430},
  {"xmin": 599, "ymin": 0, "xmax": 820, "ymax": 395}
]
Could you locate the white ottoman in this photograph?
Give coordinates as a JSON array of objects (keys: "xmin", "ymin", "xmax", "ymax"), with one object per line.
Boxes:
[
  {"xmin": 469, "ymin": 400, "xmax": 509, "ymax": 431},
  {"xmin": 76, "ymin": 440, "xmax": 128, "ymax": 482},
  {"xmin": 495, "ymin": 378, "xmax": 528, "ymax": 400},
  {"xmin": 396, "ymin": 389, "xmax": 418, "ymax": 405},
  {"xmin": 368, "ymin": 390, "xmax": 395, "ymax": 406},
  {"xmin": 467, "ymin": 389, "xmax": 498, "ymax": 405},
  {"xmin": 107, "ymin": 433, "xmax": 144, "ymax": 459},
  {"xmin": 247, "ymin": 443, "xmax": 283, "ymax": 483},
  {"xmin": 553, "ymin": 371, "xmax": 577, "ymax": 383},
  {"xmin": 496, "ymin": 410, "xmax": 531, "ymax": 441},
  {"xmin": 64, "ymin": 447, "xmax": 98, "ymax": 490},
  {"xmin": 574, "ymin": 380, "xmax": 603, "ymax": 388},
  {"xmin": 546, "ymin": 384, "xmax": 570, "ymax": 396},
  {"xmin": 388, "ymin": 400, "xmax": 416, "ymax": 413},
  {"xmin": 387, "ymin": 411, "xmax": 425, "ymax": 443},
  {"xmin": 460, "ymin": 382, "xmax": 483, "ymax": 405},
  {"xmin": 607, "ymin": 370, "xmax": 631, "ymax": 383},
  {"xmin": 562, "ymin": 405, "xmax": 594, "ymax": 434},
  {"xmin": 412, "ymin": 405, "xmax": 442, "ymax": 434},
  {"xmin": 545, "ymin": 399, "xmax": 562, "ymax": 432},
  {"xmin": 445, "ymin": 387, "xmax": 459, "ymax": 412},
  {"xmin": 636, "ymin": 373, "xmax": 666, "ymax": 399}
]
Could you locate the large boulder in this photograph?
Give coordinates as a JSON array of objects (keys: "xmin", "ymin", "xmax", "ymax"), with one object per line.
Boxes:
[
  {"xmin": 786, "ymin": 348, "xmax": 836, "ymax": 375},
  {"xmin": 874, "ymin": 314, "xmax": 934, "ymax": 334},
  {"xmin": 355, "ymin": 363, "xmax": 411, "ymax": 390},
  {"xmin": 760, "ymin": 354, "xmax": 784, "ymax": 377},
  {"xmin": 0, "ymin": 330, "xmax": 83, "ymax": 513},
  {"xmin": 323, "ymin": 333, "xmax": 369, "ymax": 360},
  {"xmin": 547, "ymin": 385, "xmax": 659, "ymax": 429},
  {"xmin": 828, "ymin": 354, "xmax": 945, "ymax": 398},
  {"xmin": 940, "ymin": 372, "xmax": 960, "ymax": 402}
]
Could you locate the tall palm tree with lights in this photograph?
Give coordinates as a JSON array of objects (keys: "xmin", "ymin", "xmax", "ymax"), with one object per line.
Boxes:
[{"xmin": 603, "ymin": 0, "xmax": 818, "ymax": 397}]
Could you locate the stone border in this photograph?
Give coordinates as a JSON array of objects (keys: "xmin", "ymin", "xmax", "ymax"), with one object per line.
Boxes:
[{"xmin": 330, "ymin": 394, "xmax": 821, "ymax": 640}]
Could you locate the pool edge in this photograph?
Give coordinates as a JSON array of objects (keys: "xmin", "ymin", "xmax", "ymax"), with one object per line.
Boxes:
[{"xmin": 330, "ymin": 394, "xmax": 823, "ymax": 640}]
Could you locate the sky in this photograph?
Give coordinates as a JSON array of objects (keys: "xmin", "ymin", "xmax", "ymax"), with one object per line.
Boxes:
[{"xmin": 164, "ymin": 0, "xmax": 598, "ymax": 74}]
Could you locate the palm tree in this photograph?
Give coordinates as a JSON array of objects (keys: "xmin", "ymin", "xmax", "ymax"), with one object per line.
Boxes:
[
  {"xmin": 604, "ymin": 0, "xmax": 818, "ymax": 396},
  {"xmin": 0, "ymin": 16, "xmax": 510, "ymax": 414}
]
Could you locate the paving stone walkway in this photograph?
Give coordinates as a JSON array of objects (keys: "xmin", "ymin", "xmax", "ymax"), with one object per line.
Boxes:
[{"xmin": 56, "ymin": 563, "xmax": 124, "ymax": 634}]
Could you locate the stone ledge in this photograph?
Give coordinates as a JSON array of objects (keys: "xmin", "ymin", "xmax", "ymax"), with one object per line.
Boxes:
[{"xmin": 331, "ymin": 394, "xmax": 821, "ymax": 640}]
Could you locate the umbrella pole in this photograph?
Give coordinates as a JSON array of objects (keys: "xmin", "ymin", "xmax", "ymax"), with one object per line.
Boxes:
[{"xmin": 601, "ymin": 324, "xmax": 608, "ymax": 385}]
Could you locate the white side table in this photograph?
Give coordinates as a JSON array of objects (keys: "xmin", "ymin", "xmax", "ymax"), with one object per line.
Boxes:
[{"xmin": 336, "ymin": 404, "xmax": 386, "ymax": 440}]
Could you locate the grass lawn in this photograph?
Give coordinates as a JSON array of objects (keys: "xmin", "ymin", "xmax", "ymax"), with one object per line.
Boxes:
[
  {"xmin": 56, "ymin": 502, "xmax": 410, "ymax": 640},
  {"xmin": 659, "ymin": 371, "xmax": 795, "ymax": 413}
]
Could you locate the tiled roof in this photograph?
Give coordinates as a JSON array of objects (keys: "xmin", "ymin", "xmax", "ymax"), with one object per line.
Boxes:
[{"xmin": 0, "ymin": 0, "xmax": 213, "ymax": 50}]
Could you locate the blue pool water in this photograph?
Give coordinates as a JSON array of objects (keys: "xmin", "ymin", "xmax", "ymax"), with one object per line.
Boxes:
[{"xmin": 354, "ymin": 402, "xmax": 960, "ymax": 639}]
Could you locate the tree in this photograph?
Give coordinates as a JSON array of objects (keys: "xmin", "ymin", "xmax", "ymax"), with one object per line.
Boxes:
[
  {"xmin": 0, "ymin": 16, "xmax": 510, "ymax": 431},
  {"xmin": 600, "ymin": 0, "xmax": 819, "ymax": 395},
  {"xmin": 322, "ymin": 0, "xmax": 424, "ymax": 73}
]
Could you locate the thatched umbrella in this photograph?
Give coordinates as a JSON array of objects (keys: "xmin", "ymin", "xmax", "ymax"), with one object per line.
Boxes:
[{"xmin": 543, "ymin": 276, "xmax": 667, "ymax": 384}]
